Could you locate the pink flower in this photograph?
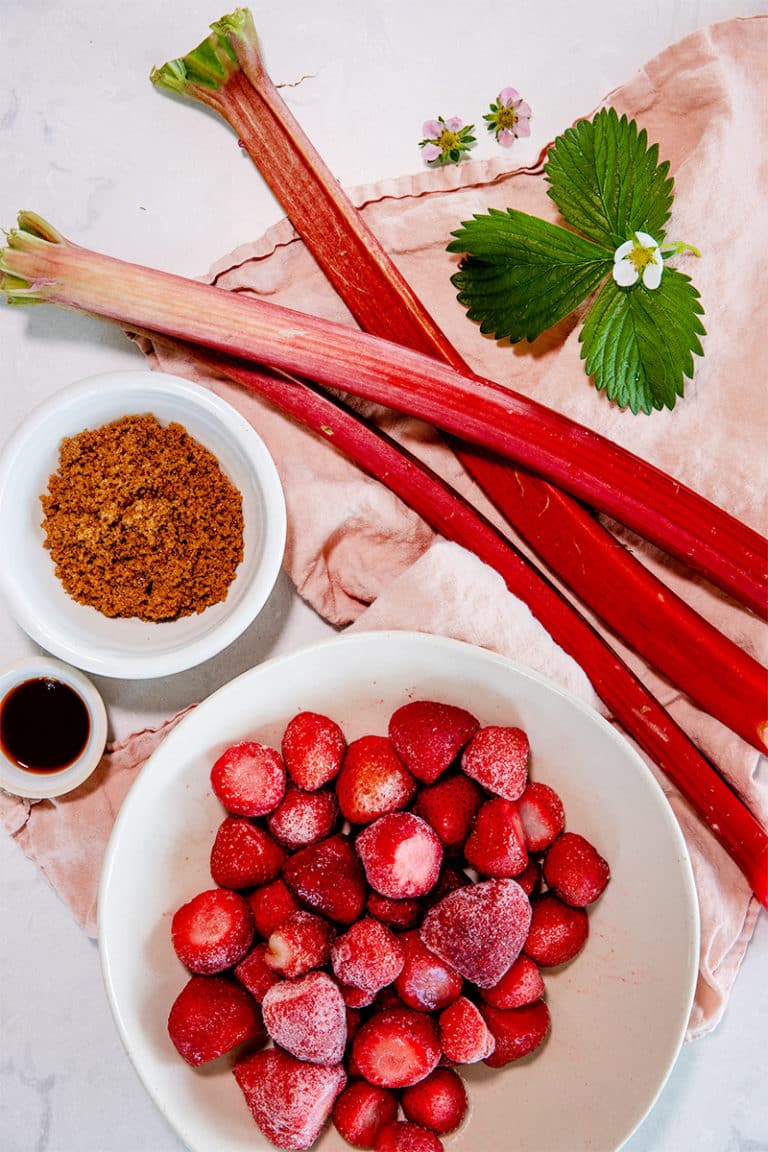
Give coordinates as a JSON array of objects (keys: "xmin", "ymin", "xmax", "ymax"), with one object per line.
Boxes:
[
  {"xmin": 484, "ymin": 88, "xmax": 532, "ymax": 145},
  {"xmin": 418, "ymin": 116, "xmax": 476, "ymax": 166}
]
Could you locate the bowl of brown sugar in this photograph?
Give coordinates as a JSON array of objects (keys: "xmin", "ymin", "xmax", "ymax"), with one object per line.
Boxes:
[{"xmin": 0, "ymin": 371, "xmax": 286, "ymax": 678}]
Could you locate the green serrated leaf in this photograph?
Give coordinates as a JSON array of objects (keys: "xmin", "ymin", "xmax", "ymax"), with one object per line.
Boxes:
[
  {"xmin": 448, "ymin": 208, "xmax": 612, "ymax": 342},
  {"xmin": 545, "ymin": 108, "xmax": 674, "ymax": 247},
  {"xmin": 579, "ymin": 266, "xmax": 705, "ymax": 413}
]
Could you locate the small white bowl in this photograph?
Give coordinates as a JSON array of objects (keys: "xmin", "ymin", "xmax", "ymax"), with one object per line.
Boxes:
[
  {"xmin": 0, "ymin": 370, "xmax": 286, "ymax": 679},
  {"xmin": 0, "ymin": 656, "xmax": 108, "ymax": 799}
]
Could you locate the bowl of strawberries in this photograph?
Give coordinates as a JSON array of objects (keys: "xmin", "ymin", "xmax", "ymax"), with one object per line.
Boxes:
[{"xmin": 99, "ymin": 631, "xmax": 699, "ymax": 1152}]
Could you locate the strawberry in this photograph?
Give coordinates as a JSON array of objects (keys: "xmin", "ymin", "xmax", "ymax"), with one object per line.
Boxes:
[
  {"xmin": 515, "ymin": 856, "xmax": 543, "ymax": 898},
  {"xmin": 422, "ymin": 865, "xmax": 471, "ymax": 908},
  {"xmin": 375, "ymin": 1120, "xmax": 445, "ymax": 1152},
  {"xmin": 210, "ymin": 740, "xmax": 286, "ymax": 818},
  {"xmin": 247, "ymin": 877, "xmax": 299, "ymax": 938},
  {"xmin": 517, "ymin": 780, "xmax": 565, "ymax": 852},
  {"xmin": 267, "ymin": 784, "xmax": 338, "ymax": 849},
  {"xmin": 524, "ymin": 893, "xmax": 589, "ymax": 966},
  {"xmin": 463, "ymin": 796, "xmax": 528, "ymax": 878},
  {"xmin": 542, "ymin": 831, "xmax": 610, "ymax": 906},
  {"xmin": 333, "ymin": 1080, "xmax": 399, "ymax": 1149},
  {"xmin": 394, "ymin": 929, "xmax": 463, "ymax": 1013},
  {"xmin": 479, "ymin": 954, "xmax": 545, "ymax": 1009},
  {"xmin": 401, "ymin": 1066, "xmax": 468, "ymax": 1135},
  {"xmin": 438, "ymin": 996, "xmax": 495, "ymax": 1064},
  {"xmin": 479, "ymin": 1000, "xmax": 551, "ymax": 1067},
  {"xmin": 340, "ymin": 983, "xmax": 378, "ymax": 1009},
  {"xmin": 281, "ymin": 710, "xmax": 346, "ymax": 791},
  {"xmin": 264, "ymin": 909, "xmax": 335, "ymax": 978},
  {"xmin": 234, "ymin": 1046, "xmax": 346, "ymax": 1150},
  {"xmin": 171, "ymin": 887, "xmax": 254, "ymax": 974},
  {"xmin": 461, "ymin": 725, "xmax": 529, "ymax": 800},
  {"xmin": 352, "ymin": 1007, "xmax": 441, "ymax": 1089},
  {"xmin": 331, "ymin": 917, "xmax": 405, "ymax": 994},
  {"xmin": 234, "ymin": 942, "xmax": 283, "ymax": 1002},
  {"xmin": 388, "ymin": 700, "xmax": 479, "ymax": 784},
  {"xmin": 262, "ymin": 971, "xmax": 347, "ymax": 1065},
  {"xmin": 210, "ymin": 816, "xmax": 286, "ymax": 889},
  {"xmin": 367, "ymin": 890, "xmax": 423, "ymax": 930},
  {"xmin": 356, "ymin": 812, "xmax": 443, "ymax": 899},
  {"xmin": 167, "ymin": 975, "xmax": 264, "ymax": 1067},
  {"xmin": 412, "ymin": 773, "xmax": 483, "ymax": 852},
  {"xmin": 336, "ymin": 735, "xmax": 417, "ymax": 825},
  {"xmin": 419, "ymin": 878, "xmax": 531, "ymax": 988},
  {"xmin": 284, "ymin": 833, "xmax": 368, "ymax": 924}
]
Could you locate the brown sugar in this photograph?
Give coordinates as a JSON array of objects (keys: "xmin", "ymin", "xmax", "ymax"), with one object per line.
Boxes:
[{"xmin": 40, "ymin": 414, "xmax": 244, "ymax": 622}]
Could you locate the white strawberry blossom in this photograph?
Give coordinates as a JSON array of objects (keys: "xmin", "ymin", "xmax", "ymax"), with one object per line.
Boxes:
[{"xmin": 612, "ymin": 231, "xmax": 663, "ymax": 289}]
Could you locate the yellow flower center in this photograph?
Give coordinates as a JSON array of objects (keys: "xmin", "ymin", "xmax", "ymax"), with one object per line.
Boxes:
[
  {"xmin": 628, "ymin": 242, "xmax": 658, "ymax": 271},
  {"xmin": 439, "ymin": 130, "xmax": 461, "ymax": 151},
  {"xmin": 497, "ymin": 106, "xmax": 519, "ymax": 130}
]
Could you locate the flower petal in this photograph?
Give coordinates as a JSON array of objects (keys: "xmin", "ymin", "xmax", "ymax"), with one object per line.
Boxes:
[
  {"xmin": 613, "ymin": 259, "xmax": 639, "ymax": 287},
  {"xmin": 420, "ymin": 143, "xmax": 441, "ymax": 162},
  {"xmin": 635, "ymin": 231, "xmax": 659, "ymax": 249},
  {"xmin": 516, "ymin": 101, "xmax": 533, "ymax": 119},
  {"xmin": 444, "ymin": 116, "xmax": 463, "ymax": 132},
  {"xmin": 614, "ymin": 239, "xmax": 635, "ymax": 262},
  {"xmin": 498, "ymin": 87, "xmax": 520, "ymax": 105},
  {"xmin": 422, "ymin": 119, "xmax": 442, "ymax": 139},
  {"xmin": 642, "ymin": 259, "xmax": 663, "ymax": 289},
  {"xmin": 515, "ymin": 118, "xmax": 531, "ymax": 138},
  {"xmin": 497, "ymin": 128, "xmax": 516, "ymax": 148}
]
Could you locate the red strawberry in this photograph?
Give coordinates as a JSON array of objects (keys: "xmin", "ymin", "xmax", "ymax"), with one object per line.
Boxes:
[
  {"xmin": 480, "ymin": 954, "xmax": 545, "ymax": 1009},
  {"xmin": 542, "ymin": 832, "xmax": 610, "ymax": 906},
  {"xmin": 264, "ymin": 909, "xmax": 335, "ymax": 978},
  {"xmin": 517, "ymin": 781, "xmax": 565, "ymax": 852},
  {"xmin": 234, "ymin": 942, "xmax": 283, "ymax": 1002},
  {"xmin": 375, "ymin": 1120, "xmax": 445, "ymax": 1152},
  {"xmin": 438, "ymin": 996, "xmax": 495, "ymax": 1064},
  {"xmin": 331, "ymin": 917, "xmax": 405, "ymax": 994},
  {"xmin": 171, "ymin": 887, "xmax": 254, "ymax": 974},
  {"xmin": 352, "ymin": 1007, "xmax": 442, "ymax": 1089},
  {"xmin": 389, "ymin": 700, "xmax": 479, "ymax": 784},
  {"xmin": 336, "ymin": 735, "xmax": 417, "ymax": 825},
  {"xmin": 463, "ymin": 796, "xmax": 528, "ymax": 878},
  {"xmin": 234, "ymin": 1046, "xmax": 346, "ymax": 1150},
  {"xmin": 281, "ymin": 710, "xmax": 346, "ymax": 791},
  {"xmin": 479, "ymin": 1000, "xmax": 551, "ymax": 1067},
  {"xmin": 356, "ymin": 812, "xmax": 443, "ymax": 899},
  {"xmin": 394, "ymin": 929, "xmax": 463, "ymax": 1013},
  {"xmin": 210, "ymin": 740, "xmax": 286, "ymax": 818},
  {"xmin": 247, "ymin": 878, "xmax": 299, "ymax": 938},
  {"xmin": 524, "ymin": 893, "xmax": 589, "ymax": 966},
  {"xmin": 167, "ymin": 975, "xmax": 264, "ymax": 1067},
  {"xmin": 284, "ymin": 833, "xmax": 368, "ymax": 924},
  {"xmin": 422, "ymin": 865, "xmax": 471, "ymax": 909},
  {"xmin": 367, "ymin": 890, "xmax": 423, "ymax": 930},
  {"xmin": 340, "ymin": 983, "xmax": 378, "ymax": 1009},
  {"xmin": 461, "ymin": 725, "xmax": 529, "ymax": 800},
  {"xmin": 333, "ymin": 1080, "xmax": 399, "ymax": 1148},
  {"xmin": 262, "ymin": 971, "xmax": 347, "ymax": 1065},
  {"xmin": 210, "ymin": 816, "xmax": 286, "ymax": 889},
  {"xmin": 515, "ymin": 856, "xmax": 543, "ymax": 898},
  {"xmin": 412, "ymin": 773, "xmax": 483, "ymax": 852},
  {"xmin": 267, "ymin": 784, "xmax": 338, "ymax": 849},
  {"xmin": 401, "ymin": 1066, "xmax": 468, "ymax": 1135}
]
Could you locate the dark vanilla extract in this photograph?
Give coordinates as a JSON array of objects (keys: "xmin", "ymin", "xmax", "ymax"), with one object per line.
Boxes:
[{"xmin": 0, "ymin": 678, "xmax": 90, "ymax": 772}]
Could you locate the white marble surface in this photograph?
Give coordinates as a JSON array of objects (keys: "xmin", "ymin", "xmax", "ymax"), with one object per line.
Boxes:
[{"xmin": 0, "ymin": 2, "xmax": 766, "ymax": 1149}]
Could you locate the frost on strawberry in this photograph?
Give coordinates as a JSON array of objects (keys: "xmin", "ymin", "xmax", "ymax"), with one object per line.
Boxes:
[
  {"xmin": 283, "ymin": 833, "xmax": 368, "ymax": 924},
  {"xmin": 333, "ymin": 1080, "xmax": 399, "ymax": 1148},
  {"xmin": 331, "ymin": 917, "xmax": 406, "ymax": 994},
  {"xmin": 336, "ymin": 735, "xmax": 417, "ymax": 825},
  {"xmin": 171, "ymin": 887, "xmax": 255, "ymax": 974},
  {"xmin": 438, "ymin": 995, "xmax": 495, "ymax": 1064},
  {"xmin": 401, "ymin": 1066, "xmax": 468, "ymax": 1135},
  {"xmin": 167, "ymin": 975, "xmax": 265, "ymax": 1067},
  {"xmin": 394, "ymin": 929, "xmax": 464, "ymax": 1013},
  {"xmin": 267, "ymin": 784, "xmax": 339, "ymax": 849},
  {"xmin": 375, "ymin": 1119, "xmax": 445, "ymax": 1152},
  {"xmin": 261, "ymin": 971, "xmax": 347, "ymax": 1064},
  {"xmin": 247, "ymin": 877, "xmax": 300, "ymax": 938},
  {"xmin": 412, "ymin": 772, "xmax": 483, "ymax": 852},
  {"xmin": 480, "ymin": 954, "xmax": 545, "ymax": 1010},
  {"xmin": 234, "ymin": 942, "xmax": 283, "ymax": 1002},
  {"xmin": 461, "ymin": 725, "xmax": 529, "ymax": 800},
  {"xmin": 542, "ymin": 831, "xmax": 610, "ymax": 906},
  {"xmin": 463, "ymin": 796, "xmax": 528, "ymax": 878},
  {"xmin": 234, "ymin": 1046, "xmax": 346, "ymax": 1151},
  {"xmin": 282, "ymin": 710, "xmax": 347, "ymax": 791},
  {"xmin": 524, "ymin": 893, "xmax": 589, "ymax": 966},
  {"xmin": 352, "ymin": 1007, "xmax": 442, "ymax": 1088},
  {"xmin": 264, "ymin": 909, "xmax": 335, "ymax": 978},
  {"xmin": 389, "ymin": 700, "xmax": 479, "ymax": 784},
  {"xmin": 517, "ymin": 780, "xmax": 565, "ymax": 852},
  {"xmin": 210, "ymin": 740, "xmax": 286, "ymax": 818},
  {"xmin": 210, "ymin": 816, "xmax": 286, "ymax": 889},
  {"xmin": 356, "ymin": 812, "xmax": 443, "ymax": 899}
]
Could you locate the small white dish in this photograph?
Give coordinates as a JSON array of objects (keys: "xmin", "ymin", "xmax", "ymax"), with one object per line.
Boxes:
[
  {"xmin": 0, "ymin": 370, "xmax": 286, "ymax": 679},
  {"xmin": 0, "ymin": 656, "xmax": 108, "ymax": 799}
]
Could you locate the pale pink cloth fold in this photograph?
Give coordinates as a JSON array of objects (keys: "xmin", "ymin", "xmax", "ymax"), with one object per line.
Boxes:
[{"xmin": 1, "ymin": 18, "xmax": 766, "ymax": 1040}]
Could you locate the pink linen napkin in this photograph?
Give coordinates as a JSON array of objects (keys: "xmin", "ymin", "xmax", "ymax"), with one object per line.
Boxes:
[{"xmin": 2, "ymin": 18, "xmax": 766, "ymax": 1041}]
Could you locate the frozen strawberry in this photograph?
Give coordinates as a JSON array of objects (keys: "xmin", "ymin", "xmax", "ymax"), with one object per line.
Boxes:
[
  {"xmin": 171, "ymin": 887, "xmax": 255, "ymax": 974},
  {"xmin": 480, "ymin": 954, "xmax": 545, "ymax": 1009},
  {"xmin": 401, "ymin": 1067, "xmax": 468, "ymax": 1135},
  {"xmin": 167, "ymin": 975, "xmax": 264, "ymax": 1067},
  {"xmin": 394, "ymin": 930, "xmax": 463, "ymax": 1012},
  {"xmin": 282, "ymin": 710, "xmax": 347, "ymax": 791},
  {"xmin": 542, "ymin": 831, "xmax": 610, "ymax": 906},
  {"xmin": 267, "ymin": 785, "xmax": 338, "ymax": 849},
  {"xmin": 419, "ymin": 878, "xmax": 531, "ymax": 988},
  {"xmin": 331, "ymin": 917, "xmax": 405, "ymax": 994},
  {"xmin": 480, "ymin": 1000, "xmax": 551, "ymax": 1067},
  {"xmin": 517, "ymin": 781, "xmax": 565, "ymax": 852},
  {"xmin": 367, "ymin": 890, "xmax": 423, "ymax": 930},
  {"xmin": 461, "ymin": 725, "xmax": 529, "ymax": 800},
  {"xmin": 234, "ymin": 942, "xmax": 283, "ymax": 1002},
  {"xmin": 333, "ymin": 1080, "xmax": 399, "ymax": 1148},
  {"xmin": 438, "ymin": 996, "xmax": 495, "ymax": 1064},
  {"xmin": 524, "ymin": 893, "xmax": 589, "ymax": 966},
  {"xmin": 210, "ymin": 740, "xmax": 286, "ymax": 818},
  {"xmin": 262, "ymin": 971, "xmax": 347, "ymax": 1065},
  {"xmin": 352, "ymin": 1007, "xmax": 441, "ymax": 1089},
  {"xmin": 422, "ymin": 865, "xmax": 471, "ymax": 909},
  {"xmin": 336, "ymin": 735, "xmax": 417, "ymax": 825},
  {"xmin": 389, "ymin": 700, "xmax": 479, "ymax": 784},
  {"xmin": 375, "ymin": 1120, "xmax": 445, "ymax": 1152},
  {"xmin": 463, "ymin": 796, "xmax": 528, "ymax": 878},
  {"xmin": 340, "ymin": 982, "xmax": 378, "ymax": 1009},
  {"xmin": 412, "ymin": 773, "xmax": 484, "ymax": 852},
  {"xmin": 247, "ymin": 878, "xmax": 299, "ymax": 938},
  {"xmin": 284, "ymin": 833, "xmax": 368, "ymax": 924},
  {"xmin": 210, "ymin": 816, "xmax": 286, "ymax": 889},
  {"xmin": 515, "ymin": 856, "xmax": 543, "ymax": 898},
  {"xmin": 356, "ymin": 813, "xmax": 443, "ymax": 900},
  {"xmin": 234, "ymin": 1046, "xmax": 346, "ymax": 1150},
  {"xmin": 264, "ymin": 910, "xmax": 335, "ymax": 978}
]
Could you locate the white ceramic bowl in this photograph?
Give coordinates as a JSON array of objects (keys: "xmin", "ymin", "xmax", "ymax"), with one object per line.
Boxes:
[
  {"xmin": 99, "ymin": 631, "xmax": 699, "ymax": 1152},
  {"xmin": 0, "ymin": 370, "xmax": 286, "ymax": 679}
]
